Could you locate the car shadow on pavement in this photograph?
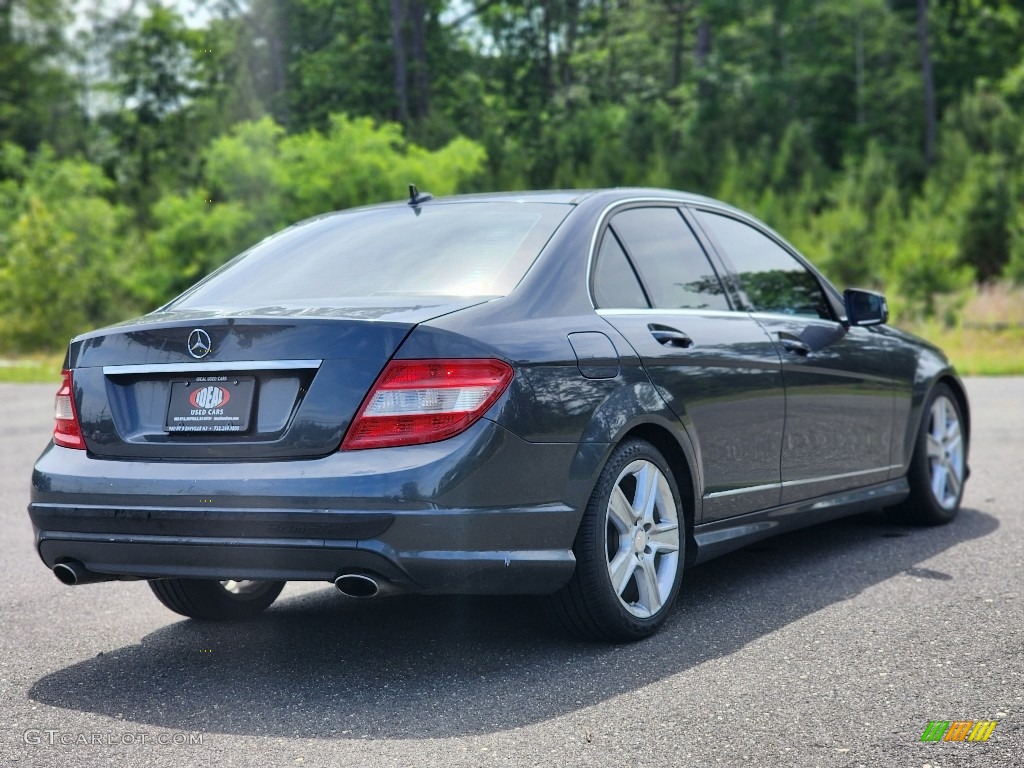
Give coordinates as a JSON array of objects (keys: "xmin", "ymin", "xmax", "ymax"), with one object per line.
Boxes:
[{"xmin": 29, "ymin": 506, "xmax": 997, "ymax": 739}]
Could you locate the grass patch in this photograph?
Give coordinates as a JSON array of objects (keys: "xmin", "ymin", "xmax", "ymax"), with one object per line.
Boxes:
[
  {"xmin": 899, "ymin": 322, "xmax": 1024, "ymax": 376},
  {"xmin": 0, "ymin": 354, "xmax": 65, "ymax": 383},
  {"xmin": 898, "ymin": 283, "xmax": 1024, "ymax": 376}
]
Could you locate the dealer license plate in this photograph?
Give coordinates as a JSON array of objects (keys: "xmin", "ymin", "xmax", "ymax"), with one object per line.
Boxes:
[{"xmin": 165, "ymin": 376, "xmax": 255, "ymax": 433}]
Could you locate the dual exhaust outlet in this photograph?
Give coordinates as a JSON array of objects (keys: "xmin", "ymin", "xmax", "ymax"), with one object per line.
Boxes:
[{"xmin": 53, "ymin": 561, "xmax": 391, "ymax": 598}]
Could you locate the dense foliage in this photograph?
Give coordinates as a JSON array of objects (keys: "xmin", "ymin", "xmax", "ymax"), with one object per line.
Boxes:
[{"xmin": 1, "ymin": 0, "xmax": 1023, "ymax": 351}]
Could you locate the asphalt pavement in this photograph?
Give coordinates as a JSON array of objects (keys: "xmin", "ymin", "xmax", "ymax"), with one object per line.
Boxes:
[{"xmin": 0, "ymin": 378, "xmax": 1021, "ymax": 767}]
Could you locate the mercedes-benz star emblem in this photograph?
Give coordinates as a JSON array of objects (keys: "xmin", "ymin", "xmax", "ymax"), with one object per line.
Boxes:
[{"xmin": 187, "ymin": 329, "xmax": 213, "ymax": 359}]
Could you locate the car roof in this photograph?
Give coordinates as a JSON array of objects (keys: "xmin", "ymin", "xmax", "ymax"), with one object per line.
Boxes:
[{"xmin": 342, "ymin": 187, "xmax": 743, "ymax": 211}]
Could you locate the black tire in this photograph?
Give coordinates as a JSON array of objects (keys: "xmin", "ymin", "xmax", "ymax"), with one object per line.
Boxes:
[
  {"xmin": 898, "ymin": 383, "xmax": 968, "ymax": 526},
  {"xmin": 149, "ymin": 579, "xmax": 285, "ymax": 620},
  {"xmin": 547, "ymin": 439, "xmax": 686, "ymax": 642}
]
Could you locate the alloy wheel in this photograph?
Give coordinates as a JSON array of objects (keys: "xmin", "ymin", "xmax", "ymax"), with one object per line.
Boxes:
[
  {"xmin": 925, "ymin": 395, "xmax": 965, "ymax": 510},
  {"xmin": 604, "ymin": 459, "xmax": 681, "ymax": 618}
]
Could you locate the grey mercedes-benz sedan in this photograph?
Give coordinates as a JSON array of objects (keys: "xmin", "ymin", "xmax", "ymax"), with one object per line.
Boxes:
[{"xmin": 29, "ymin": 188, "xmax": 969, "ymax": 641}]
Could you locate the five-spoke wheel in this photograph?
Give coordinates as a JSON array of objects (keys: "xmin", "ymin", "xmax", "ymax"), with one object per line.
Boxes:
[
  {"xmin": 901, "ymin": 383, "xmax": 968, "ymax": 525},
  {"xmin": 605, "ymin": 458, "xmax": 681, "ymax": 619},
  {"xmin": 924, "ymin": 393, "xmax": 965, "ymax": 511}
]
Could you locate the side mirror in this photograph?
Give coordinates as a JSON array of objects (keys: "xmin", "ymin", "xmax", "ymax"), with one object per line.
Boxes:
[{"xmin": 844, "ymin": 288, "xmax": 888, "ymax": 327}]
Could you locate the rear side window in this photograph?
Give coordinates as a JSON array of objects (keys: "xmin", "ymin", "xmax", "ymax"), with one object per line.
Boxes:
[
  {"xmin": 694, "ymin": 210, "xmax": 832, "ymax": 319},
  {"xmin": 593, "ymin": 232, "xmax": 649, "ymax": 308},
  {"xmin": 170, "ymin": 202, "xmax": 572, "ymax": 309},
  {"xmin": 608, "ymin": 207, "xmax": 730, "ymax": 311}
]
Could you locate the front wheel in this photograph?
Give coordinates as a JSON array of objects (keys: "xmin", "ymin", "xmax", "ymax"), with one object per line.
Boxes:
[
  {"xmin": 899, "ymin": 383, "xmax": 968, "ymax": 525},
  {"xmin": 149, "ymin": 578, "xmax": 285, "ymax": 620},
  {"xmin": 547, "ymin": 439, "xmax": 685, "ymax": 642}
]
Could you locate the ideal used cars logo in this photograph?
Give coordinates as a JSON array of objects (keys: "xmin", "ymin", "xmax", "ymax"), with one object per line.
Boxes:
[{"xmin": 189, "ymin": 386, "xmax": 230, "ymax": 410}]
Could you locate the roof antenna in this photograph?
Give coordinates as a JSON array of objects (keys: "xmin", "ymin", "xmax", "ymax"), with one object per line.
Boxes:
[{"xmin": 408, "ymin": 183, "xmax": 433, "ymax": 207}]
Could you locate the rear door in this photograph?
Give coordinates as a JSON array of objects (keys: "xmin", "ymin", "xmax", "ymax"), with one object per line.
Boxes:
[
  {"xmin": 691, "ymin": 209, "xmax": 897, "ymax": 504},
  {"xmin": 593, "ymin": 204, "xmax": 785, "ymax": 522}
]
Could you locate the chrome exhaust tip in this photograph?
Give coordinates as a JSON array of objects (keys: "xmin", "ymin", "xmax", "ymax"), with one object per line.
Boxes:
[
  {"xmin": 333, "ymin": 573, "xmax": 380, "ymax": 598},
  {"xmin": 53, "ymin": 561, "xmax": 113, "ymax": 586}
]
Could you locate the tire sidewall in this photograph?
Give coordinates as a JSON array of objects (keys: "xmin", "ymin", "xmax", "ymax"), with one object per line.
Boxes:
[
  {"xmin": 575, "ymin": 439, "xmax": 686, "ymax": 639},
  {"xmin": 907, "ymin": 383, "xmax": 966, "ymax": 525},
  {"xmin": 149, "ymin": 578, "xmax": 285, "ymax": 620}
]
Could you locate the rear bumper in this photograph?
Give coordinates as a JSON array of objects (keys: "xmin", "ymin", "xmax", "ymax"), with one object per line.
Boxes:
[
  {"xmin": 31, "ymin": 527, "xmax": 576, "ymax": 593},
  {"xmin": 29, "ymin": 420, "xmax": 583, "ymax": 594}
]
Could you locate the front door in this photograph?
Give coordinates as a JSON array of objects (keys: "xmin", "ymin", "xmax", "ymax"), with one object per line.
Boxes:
[{"xmin": 691, "ymin": 209, "xmax": 897, "ymax": 504}]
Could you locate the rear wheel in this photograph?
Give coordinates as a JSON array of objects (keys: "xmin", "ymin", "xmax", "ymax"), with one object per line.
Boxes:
[
  {"xmin": 149, "ymin": 578, "xmax": 285, "ymax": 620},
  {"xmin": 548, "ymin": 439, "xmax": 685, "ymax": 642},
  {"xmin": 899, "ymin": 383, "xmax": 967, "ymax": 525}
]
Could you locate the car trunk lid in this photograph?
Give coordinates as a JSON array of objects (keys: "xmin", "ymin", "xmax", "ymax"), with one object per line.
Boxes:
[{"xmin": 67, "ymin": 301, "xmax": 484, "ymax": 460}]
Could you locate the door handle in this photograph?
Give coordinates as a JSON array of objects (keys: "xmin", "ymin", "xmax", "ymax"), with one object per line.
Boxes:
[
  {"xmin": 778, "ymin": 333, "xmax": 810, "ymax": 356},
  {"xmin": 648, "ymin": 324, "xmax": 693, "ymax": 348}
]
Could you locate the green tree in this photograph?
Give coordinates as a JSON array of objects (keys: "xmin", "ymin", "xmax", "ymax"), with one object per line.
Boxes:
[
  {"xmin": 0, "ymin": 149, "xmax": 141, "ymax": 351},
  {"xmin": 145, "ymin": 113, "xmax": 485, "ymax": 300},
  {"xmin": 86, "ymin": 2, "xmax": 204, "ymax": 219},
  {"xmin": 0, "ymin": 0, "xmax": 86, "ymax": 156}
]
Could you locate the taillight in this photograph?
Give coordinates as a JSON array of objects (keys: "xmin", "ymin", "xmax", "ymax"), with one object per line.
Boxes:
[
  {"xmin": 54, "ymin": 369, "xmax": 85, "ymax": 449},
  {"xmin": 341, "ymin": 359, "xmax": 514, "ymax": 450}
]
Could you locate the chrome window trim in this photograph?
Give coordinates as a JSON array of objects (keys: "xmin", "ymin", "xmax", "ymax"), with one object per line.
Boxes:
[{"xmin": 597, "ymin": 308, "xmax": 740, "ymax": 319}]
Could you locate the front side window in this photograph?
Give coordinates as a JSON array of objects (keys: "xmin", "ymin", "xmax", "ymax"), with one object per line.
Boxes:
[
  {"xmin": 694, "ymin": 210, "xmax": 832, "ymax": 319},
  {"xmin": 607, "ymin": 207, "xmax": 729, "ymax": 311}
]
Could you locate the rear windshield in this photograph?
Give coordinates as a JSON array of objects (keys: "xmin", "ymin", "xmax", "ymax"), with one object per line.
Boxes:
[{"xmin": 169, "ymin": 202, "xmax": 571, "ymax": 309}]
